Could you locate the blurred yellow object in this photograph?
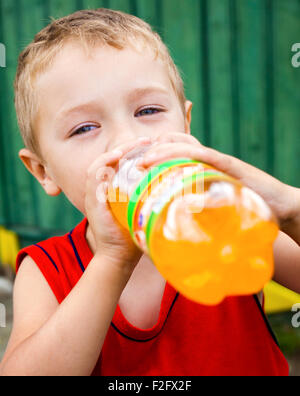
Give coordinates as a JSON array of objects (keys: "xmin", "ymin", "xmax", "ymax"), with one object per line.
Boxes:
[
  {"xmin": 264, "ymin": 281, "xmax": 300, "ymax": 314},
  {"xmin": 0, "ymin": 226, "xmax": 19, "ymax": 271}
]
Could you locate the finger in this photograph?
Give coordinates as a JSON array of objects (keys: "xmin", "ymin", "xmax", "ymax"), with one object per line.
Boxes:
[
  {"xmin": 94, "ymin": 166, "xmax": 118, "ymax": 202},
  {"xmin": 87, "ymin": 137, "xmax": 152, "ymax": 177},
  {"xmin": 188, "ymin": 146, "xmax": 275, "ymax": 189},
  {"xmin": 95, "ymin": 166, "xmax": 116, "ymax": 182},
  {"xmin": 87, "ymin": 139, "xmax": 152, "ymax": 211},
  {"xmin": 155, "ymin": 132, "xmax": 203, "ymax": 147},
  {"xmin": 115, "ymin": 136, "xmax": 152, "ymax": 154},
  {"xmin": 86, "ymin": 172, "xmax": 111, "ymax": 217},
  {"xmin": 137, "ymin": 142, "xmax": 204, "ymax": 167},
  {"xmin": 139, "ymin": 142, "xmax": 242, "ymax": 179},
  {"xmin": 96, "ymin": 181, "xmax": 109, "ymax": 204},
  {"xmin": 87, "ymin": 150, "xmax": 124, "ymax": 179},
  {"xmin": 193, "ymin": 147, "xmax": 252, "ymax": 179}
]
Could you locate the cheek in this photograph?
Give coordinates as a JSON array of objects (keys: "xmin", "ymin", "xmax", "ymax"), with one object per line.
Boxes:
[
  {"xmin": 147, "ymin": 109, "xmax": 186, "ymax": 139},
  {"xmin": 165, "ymin": 103, "xmax": 186, "ymax": 130},
  {"xmin": 51, "ymin": 158, "xmax": 89, "ymax": 212},
  {"xmin": 161, "ymin": 112, "xmax": 186, "ymax": 135}
]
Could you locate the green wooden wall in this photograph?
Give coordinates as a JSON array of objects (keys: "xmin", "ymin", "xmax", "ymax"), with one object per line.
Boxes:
[{"xmin": 0, "ymin": 0, "xmax": 300, "ymax": 247}]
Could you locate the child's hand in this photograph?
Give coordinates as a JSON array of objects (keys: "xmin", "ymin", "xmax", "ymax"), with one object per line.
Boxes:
[
  {"xmin": 137, "ymin": 133, "xmax": 299, "ymax": 232},
  {"xmin": 85, "ymin": 138, "xmax": 152, "ymax": 272}
]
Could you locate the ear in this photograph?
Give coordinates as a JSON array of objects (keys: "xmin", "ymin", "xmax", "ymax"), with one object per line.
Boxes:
[
  {"xmin": 19, "ymin": 148, "xmax": 62, "ymax": 197},
  {"xmin": 184, "ymin": 100, "xmax": 193, "ymax": 135}
]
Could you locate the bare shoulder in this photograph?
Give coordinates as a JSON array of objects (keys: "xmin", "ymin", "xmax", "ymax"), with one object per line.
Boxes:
[
  {"xmin": 1, "ymin": 255, "xmax": 58, "ymax": 362},
  {"xmin": 14, "ymin": 254, "xmax": 59, "ymax": 308}
]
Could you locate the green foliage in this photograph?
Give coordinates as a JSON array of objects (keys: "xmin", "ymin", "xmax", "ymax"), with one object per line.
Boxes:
[{"xmin": 268, "ymin": 312, "xmax": 300, "ymax": 356}]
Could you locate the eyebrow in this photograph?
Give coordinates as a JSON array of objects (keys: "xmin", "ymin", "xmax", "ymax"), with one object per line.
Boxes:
[
  {"xmin": 126, "ymin": 86, "xmax": 170, "ymax": 102},
  {"xmin": 56, "ymin": 86, "xmax": 170, "ymax": 121}
]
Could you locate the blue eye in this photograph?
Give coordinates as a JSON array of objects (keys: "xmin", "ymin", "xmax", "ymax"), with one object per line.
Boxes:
[
  {"xmin": 136, "ymin": 107, "xmax": 163, "ymax": 117},
  {"xmin": 71, "ymin": 124, "xmax": 99, "ymax": 137}
]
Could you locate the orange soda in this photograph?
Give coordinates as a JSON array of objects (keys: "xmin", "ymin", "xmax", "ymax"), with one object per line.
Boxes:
[{"xmin": 108, "ymin": 145, "xmax": 279, "ymax": 305}]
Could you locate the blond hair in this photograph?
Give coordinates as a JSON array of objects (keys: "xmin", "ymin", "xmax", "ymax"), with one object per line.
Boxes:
[{"xmin": 14, "ymin": 8, "xmax": 186, "ymax": 159}]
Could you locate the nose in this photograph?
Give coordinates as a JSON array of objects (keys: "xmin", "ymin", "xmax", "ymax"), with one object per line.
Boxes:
[{"xmin": 109, "ymin": 121, "xmax": 151, "ymax": 151}]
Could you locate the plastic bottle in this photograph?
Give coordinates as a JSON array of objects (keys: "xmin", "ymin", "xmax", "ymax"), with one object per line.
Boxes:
[{"xmin": 107, "ymin": 143, "xmax": 279, "ymax": 305}]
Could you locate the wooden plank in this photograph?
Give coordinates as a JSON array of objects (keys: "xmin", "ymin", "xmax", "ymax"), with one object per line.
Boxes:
[
  {"xmin": 81, "ymin": 0, "xmax": 136, "ymax": 13},
  {"xmin": 17, "ymin": 0, "xmax": 48, "ymax": 48},
  {"xmin": 12, "ymin": 0, "xmax": 49, "ymax": 230},
  {"xmin": 106, "ymin": 0, "xmax": 132, "ymax": 13},
  {"xmin": 81, "ymin": 0, "xmax": 109, "ymax": 10},
  {"xmin": 161, "ymin": 0, "xmax": 204, "ymax": 144},
  {"xmin": 131, "ymin": 0, "xmax": 164, "ymax": 52},
  {"xmin": 135, "ymin": 0, "xmax": 157, "ymax": 27},
  {"xmin": 264, "ymin": 0, "xmax": 275, "ymax": 176},
  {"xmin": 47, "ymin": 0, "xmax": 79, "ymax": 20},
  {"xmin": 272, "ymin": 0, "xmax": 300, "ymax": 186},
  {"xmin": 0, "ymin": 0, "xmax": 26, "ymax": 227},
  {"xmin": 206, "ymin": 0, "xmax": 234, "ymax": 155},
  {"xmin": 236, "ymin": 0, "xmax": 269, "ymax": 171},
  {"xmin": 0, "ymin": 0, "xmax": 14, "ymax": 226},
  {"xmin": 0, "ymin": 1, "xmax": 9, "ymax": 225},
  {"xmin": 198, "ymin": 0, "xmax": 211, "ymax": 147},
  {"xmin": 228, "ymin": 0, "xmax": 241, "ymax": 159}
]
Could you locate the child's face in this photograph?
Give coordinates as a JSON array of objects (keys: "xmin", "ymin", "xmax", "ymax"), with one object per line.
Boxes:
[{"xmin": 20, "ymin": 42, "xmax": 192, "ymax": 215}]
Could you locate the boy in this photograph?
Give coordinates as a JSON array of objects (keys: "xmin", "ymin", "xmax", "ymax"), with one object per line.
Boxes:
[{"xmin": 0, "ymin": 8, "xmax": 299, "ymax": 376}]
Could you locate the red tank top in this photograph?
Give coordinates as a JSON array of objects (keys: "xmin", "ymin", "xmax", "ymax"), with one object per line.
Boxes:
[{"xmin": 16, "ymin": 217, "xmax": 289, "ymax": 376}]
